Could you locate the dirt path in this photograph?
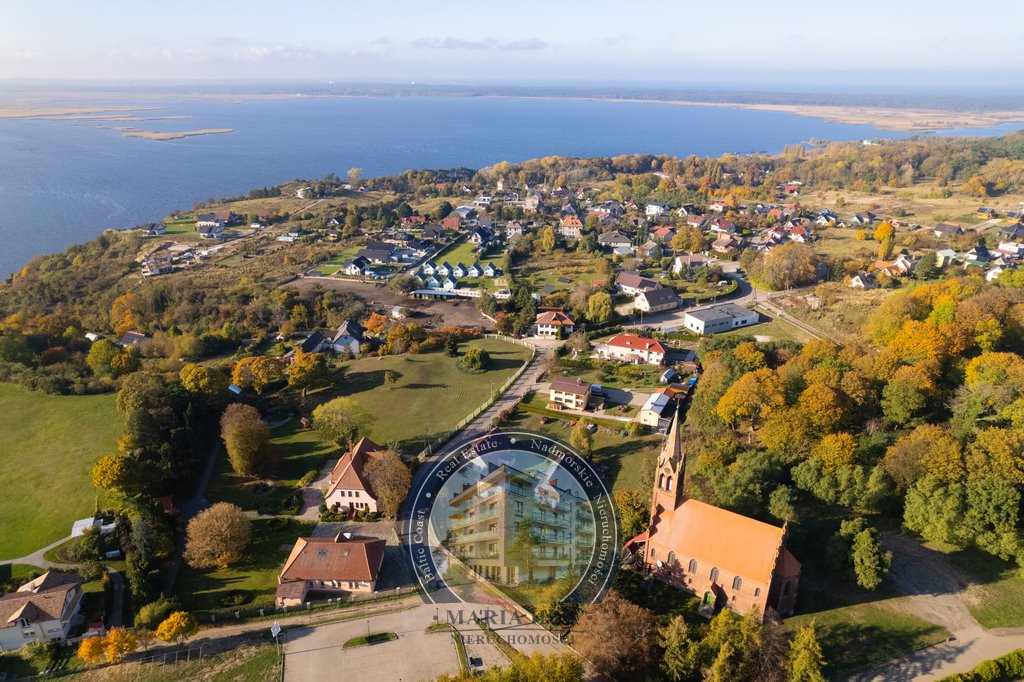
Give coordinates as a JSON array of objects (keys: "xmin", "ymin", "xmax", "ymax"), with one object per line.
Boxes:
[{"xmin": 847, "ymin": 535, "xmax": 1024, "ymax": 681}]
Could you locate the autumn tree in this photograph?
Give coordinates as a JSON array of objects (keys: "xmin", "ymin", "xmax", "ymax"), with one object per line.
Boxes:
[
  {"xmin": 179, "ymin": 363, "xmax": 229, "ymax": 408},
  {"xmin": 77, "ymin": 636, "xmax": 106, "ymax": 664},
  {"xmin": 313, "ymin": 397, "xmax": 375, "ymax": 447},
  {"xmin": 91, "ymin": 453, "xmax": 141, "ymax": 496},
  {"xmin": 383, "ymin": 370, "xmax": 397, "ymax": 390},
  {"xmin": 759, "ymin": 408, "xmax": 814, "ymax": 463},
  {"xmin": 750, "ymin": 242, "xmax": 818, "ymax": 290},
  {"xmin": 811, "ymin": 433, "xmax": 858, "ymax": 473},
  {"xmin": 797, "ymin": 383, "xmax": 846, "ymax": 433},
  {"xmin": 286, "ymin": 349, "xmax": 331, "ymax": 396},
  {"xmin": 183, "ymin": 503, "xmax": 251, "ymax": 569},
  {"xmin": 363, "ymin": 450, "xmax": 411, "ymax": 517},
  {"xmin": 733, "ymin": 341, "xmax": 767, "ymax": 370},
  {"xmin": 110, "ymin": 292, "xmax": 145, "ymax": 336},
  {"xmin": 220, "ymin": 403, "xmax": 273, "ymax": 476},
  {"xmin": 966, "ymin": 427, "xmax": 1024, "ymax": 484},
  {"xmin": 104, "ymin": 627, "xmax": 138, "ymax": 663},
  {"xmin": 873, "ymin": 221, "xmax": 894, "ymax": 242},
  {"xmin": 587, "ymin": 291, "xmax": 613, "ymax": 324},
  {"xmin": 156, "ymin": 611, "xmax": 199, "ymax": 644},
  {"xmin": 231, "ymin": 355, "xmax": 285, "ymax": 394},
  {"xmin": 539, "ymin": 226, "xmax": 556, "ymax": 253},
  {"xmin": 572, "ymin": 591, "xmax": 658, "ymax": 681},
  {"xmin": 882, "ymin": 424, "xmax": 963, "ymax": 488},
  {"xmin": 716, "ymin": 368, "xmax": 785, "ymax": 429},
  {"xmin": 788, "ymin": 622, "xmax": 827, "ymax": 682},
  {"xmin": 570, "ymin": 419, "xmax": 593, "ymax": 456}
]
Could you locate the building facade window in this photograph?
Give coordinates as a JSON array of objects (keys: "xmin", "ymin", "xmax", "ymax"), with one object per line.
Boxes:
[
  {"xmin": 732, "ymin": 576, "xmax": 742, "ymax": 590},
  {"xmin": 688, "ymin": 559, "xmax": 698, "ymax": 574},
  {"xmin": 710, "ymin": 567, "xmax": 719, "ymax": 583},
  {"xmin": 754, "ymin": 587, "xmax": 761, "ymax": 597}
]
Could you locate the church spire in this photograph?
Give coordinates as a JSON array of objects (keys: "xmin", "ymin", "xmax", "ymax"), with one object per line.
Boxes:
[{"xmin": 652, "ymin": 410, "xmax": 685, "ymax": 515}]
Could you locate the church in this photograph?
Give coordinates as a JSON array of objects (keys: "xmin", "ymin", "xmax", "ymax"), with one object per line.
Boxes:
[{"xmin": 637, "ymin": 415, "xmax": 801, "ymax": 620}]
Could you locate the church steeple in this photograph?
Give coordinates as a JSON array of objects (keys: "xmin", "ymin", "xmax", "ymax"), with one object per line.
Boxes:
[{"xmin": 651, "ymin": 410, "xmax": 685, "ymax": 516}]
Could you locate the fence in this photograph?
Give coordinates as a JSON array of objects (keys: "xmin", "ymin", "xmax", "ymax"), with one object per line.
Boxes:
[
  {"xmin": 193, "ymin": 586, "xmax": 422, "ymax": 626},
  {"xmin": 415, "ymin": 336, "xmax": 537, "ymax": 461}
]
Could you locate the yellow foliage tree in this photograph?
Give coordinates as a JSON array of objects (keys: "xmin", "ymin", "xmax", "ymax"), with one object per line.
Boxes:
[
  {"xmin": 231, "ymin": 356, "xmax": 286, "ymax": 394},
  {"xmin": 966, "ymin": 428, "xmax": 1024, "ymax": 484},
  {"xmin": 883, "ymin": 424, "xmax": 963, "ymax": 488},
  {"xmin": 104, "ymin": 627, "xmax": 138, "ymax": 663},
  {"xmin": 77, "ymin": 636, "xmax": 106, "ymax": 664},
  {"xmin": 716, "ymin": 368, "xmax": 785, "ymax": 428},
  {"xmin": 873, "ymin": 221, "xmax": 894, "ymax": 242},
  {"xmin": 732, "ymin": 342, "xmax": 766, "ymax": 370},
  {"xmin": 110, "ymin": 292, "xmax": 145, "ymax": 336},
  {"xmin": 798, "ymin": 383, "xmax": 846, "ymax": 433},
  {"xmin": 812, "ymin": 432, "xmax": 858, "ymax": 473},
  {"xmin": 156, "ymin": 611, "xmax": 199, "ymax": 644},
  {"xmin": 91, "ymin": 453, "xmax": 136, "ymax": 495}
]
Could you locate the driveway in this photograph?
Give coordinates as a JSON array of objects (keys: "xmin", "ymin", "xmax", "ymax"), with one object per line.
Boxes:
[
  {"xmin": 284, "ymin": 604, "xmax": 460, "ymax": 682},
  {"xmin": 847, "ymin": 535, "xmax": 1024, "ymax": 681},
  {"xmin": 312, "ymin": 521, "xmax": 417, "ymax": 591}
]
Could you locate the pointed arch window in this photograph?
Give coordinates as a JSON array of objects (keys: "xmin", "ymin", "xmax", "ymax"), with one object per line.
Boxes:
[
  {"xmin": 658, "ymin": 473, "xmax": 665, "ymax": 489},
  {"xmin": 666, "ymin": 476, "xmax": 673, "ymax": 491}
]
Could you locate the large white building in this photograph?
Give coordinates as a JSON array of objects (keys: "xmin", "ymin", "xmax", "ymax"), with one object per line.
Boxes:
[
  {"xmin": 683, "ymin": 304, "xmax": 759, "ymax": 334},
  {"xmin": 597, "ymin": 334, "xmax": 667, "ymax": 365}
]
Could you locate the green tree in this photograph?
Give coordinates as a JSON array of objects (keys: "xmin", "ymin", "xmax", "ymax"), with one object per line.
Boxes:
[
  {"xmin": 313, "ymin": 397, "xmax": 375, "ymax": 447},
  {"xmin": 587, "ymin": 291, "xmax": 613, "ymax": 324},
  {"xmin": 851, "ymin": 526, "xmax": 892, "ymax": 590},
  {"xmin": 881, "ymin": 379, "xmax": 927, "ymax": 426},
  {"xmin": 916, "ymin": 250, "xmax": 939, "ymax": 279},
  {"xmin": 614, "ymin": 488, "xmax": 649, "ymax": 540},
  {"xmin": 86, "ymin": 339, "xmax": 120, "ymax": 377},
  {"xmin": 570, "ymin": 419, "xmax": 593, "ymax": 456},
  {"xmin": 788, "ymin": 622, "xmax": 827, "ymax": 682},
  {"xmin": 659, "ymin": 616, "xmax": 696, "ymax": 681},
  {"xmin": 444, "ymin": 335, "xmax": 459, "ymax": 357},
  {"xmin": 220, "ymin": 403, "xmax": 273, "ymax": 476},
  {"xmin": 768, "ymin": 485, "xmax": 799, "ymax": 523}
]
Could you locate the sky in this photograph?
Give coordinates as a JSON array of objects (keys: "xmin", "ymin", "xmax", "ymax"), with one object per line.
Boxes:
[{"xmin": 2, "ymin": 0, "xmax": 1023, "ymax": 93}]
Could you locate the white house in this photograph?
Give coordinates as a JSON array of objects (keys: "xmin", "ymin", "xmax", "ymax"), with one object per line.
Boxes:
[
  {"xmin": 645, "ymin": 202, "xmax": 670, "ymax": 218},
  {"xmin": 639, "ymin": 392, "xmax": 672, "ymax": 427},
  {"xmin": 323, "ymin": 438, "xmax": 383, "ymax": 513},
  {"xmin": 683, "ymin": 304, "xmax": 759, "ymax": 334},
  {"xmin": 0, "ymin": 573, "xmax": 84, "ymax": 651},
  {"xmin": 598, "ymin": 334, "xmax": 667, "ymax": 365},
  {"xmin": 635, "ymin": 287, "xmax": 682, "ymax": 314},
  {"xmin": 467, "ymin": 262, "xmax": 482, "ymax": 278},
  {"xmin": 436, "ymin": 262, "xmax": 452, "ymax": 277},
  {"xmin": 535, "ymin": 311, "xmax": 575, "ymax": 337},
  {"xmin": 441, "ymin": 276, "xmax": 458, "ymax": 291},
  {"xmin": 331, "ymin": 320, "xmax": 364, "ymax": 355},
  {"xmin": 452, "ymin": 263, "xmax": 467, "ymax": 278},
  {"xmin": 421, "ymin": 261, "xmax": 437, "ymax": 276}
]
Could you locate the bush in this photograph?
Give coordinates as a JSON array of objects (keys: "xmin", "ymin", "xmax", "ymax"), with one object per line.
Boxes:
[
  {"xmin": 135, "ymin": 596, "xmax": 178, "ymax": 629},
  {"xmin": 297, "ymin": 468, "xmax": 320, "ymax": 488}
]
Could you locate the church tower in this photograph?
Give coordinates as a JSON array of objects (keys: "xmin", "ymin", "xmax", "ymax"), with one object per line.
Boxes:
[{"xmin": 649, "ymin": 411, "xmax": 685, "ymax": 530}]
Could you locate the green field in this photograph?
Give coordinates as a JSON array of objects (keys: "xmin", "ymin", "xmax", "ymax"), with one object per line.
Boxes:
[
  {"xmin": 329, "ymin": 339, "xmax": 530, "ymax": 452},
  {"xmin": 206, "ymin": 420, "xmax": 340, "ymax": 512},
  {"xmin": 433, "ymin": 239, "xmax": 498, "ymax": 270},
  {"xmin": 0, "ymin": 384, "xmax": 121, "ymax": 559},
  {"xmin": 176, "ymin": 518, "xmax": 315, "ymax": 612},
  {"xmin": 944, "ymin": 548, "xmax": 1024, "ymax": 629},
  {"xmin": 720, "ymin": 312, "xmax": 813, "ymax": 344},
  {"xmin": 501, "ymin": 411, "xmax": 661, "ymax": 493},
  {"xmin": 516, "ymin": 248, "xmax": 609, "ymax": 290},
  {"xmin": 785, "ymin": 600, "xmax": 949, "ymax": 677}
]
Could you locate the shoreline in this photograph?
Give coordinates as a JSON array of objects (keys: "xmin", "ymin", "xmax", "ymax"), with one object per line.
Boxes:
[{"xmin": 2, "ymin": 95, "xmax": 1024, "ymax": 133}]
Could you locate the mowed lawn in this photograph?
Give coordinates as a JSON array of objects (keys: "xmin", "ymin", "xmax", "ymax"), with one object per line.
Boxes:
[
  {"xmin": 334, "ymin": 339, "xmax": 531, "ymax": 452},
  {"xmin": 0, "ymin": 384, "xmax": 121, "ymax": 559}
]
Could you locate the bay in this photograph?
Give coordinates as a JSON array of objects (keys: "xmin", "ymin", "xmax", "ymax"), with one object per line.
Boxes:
[{"xmin": 0, "ymin": 95, "xmax": 1020, "ymax": 277}]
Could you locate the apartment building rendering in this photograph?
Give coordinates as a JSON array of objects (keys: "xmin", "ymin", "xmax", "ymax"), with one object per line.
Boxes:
[{"xmin": 442, "ymin": 463, "xmax": 595, "ymax": 585}]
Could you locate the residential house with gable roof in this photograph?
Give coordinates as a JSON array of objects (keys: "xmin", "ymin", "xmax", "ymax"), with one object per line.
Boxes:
[
  {"xmin": 275, "ymin": 534, "xmax": 387, "ymax": 606},
  {"xmin": 597, "ymin": 334, "xmax": 667, "ymax": 365},
  {"xmin": 0, "ymin": 572, "xmax": 84, "ymax": 650},
  {"xmin": 323, "ymin": 437, "xmax": 384, "ymax": 513}
]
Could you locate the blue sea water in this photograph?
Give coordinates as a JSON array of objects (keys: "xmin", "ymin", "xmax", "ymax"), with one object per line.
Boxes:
[{"xmin": 0, "ymin": 96, "xmax": 1021, "ymax": 277}]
